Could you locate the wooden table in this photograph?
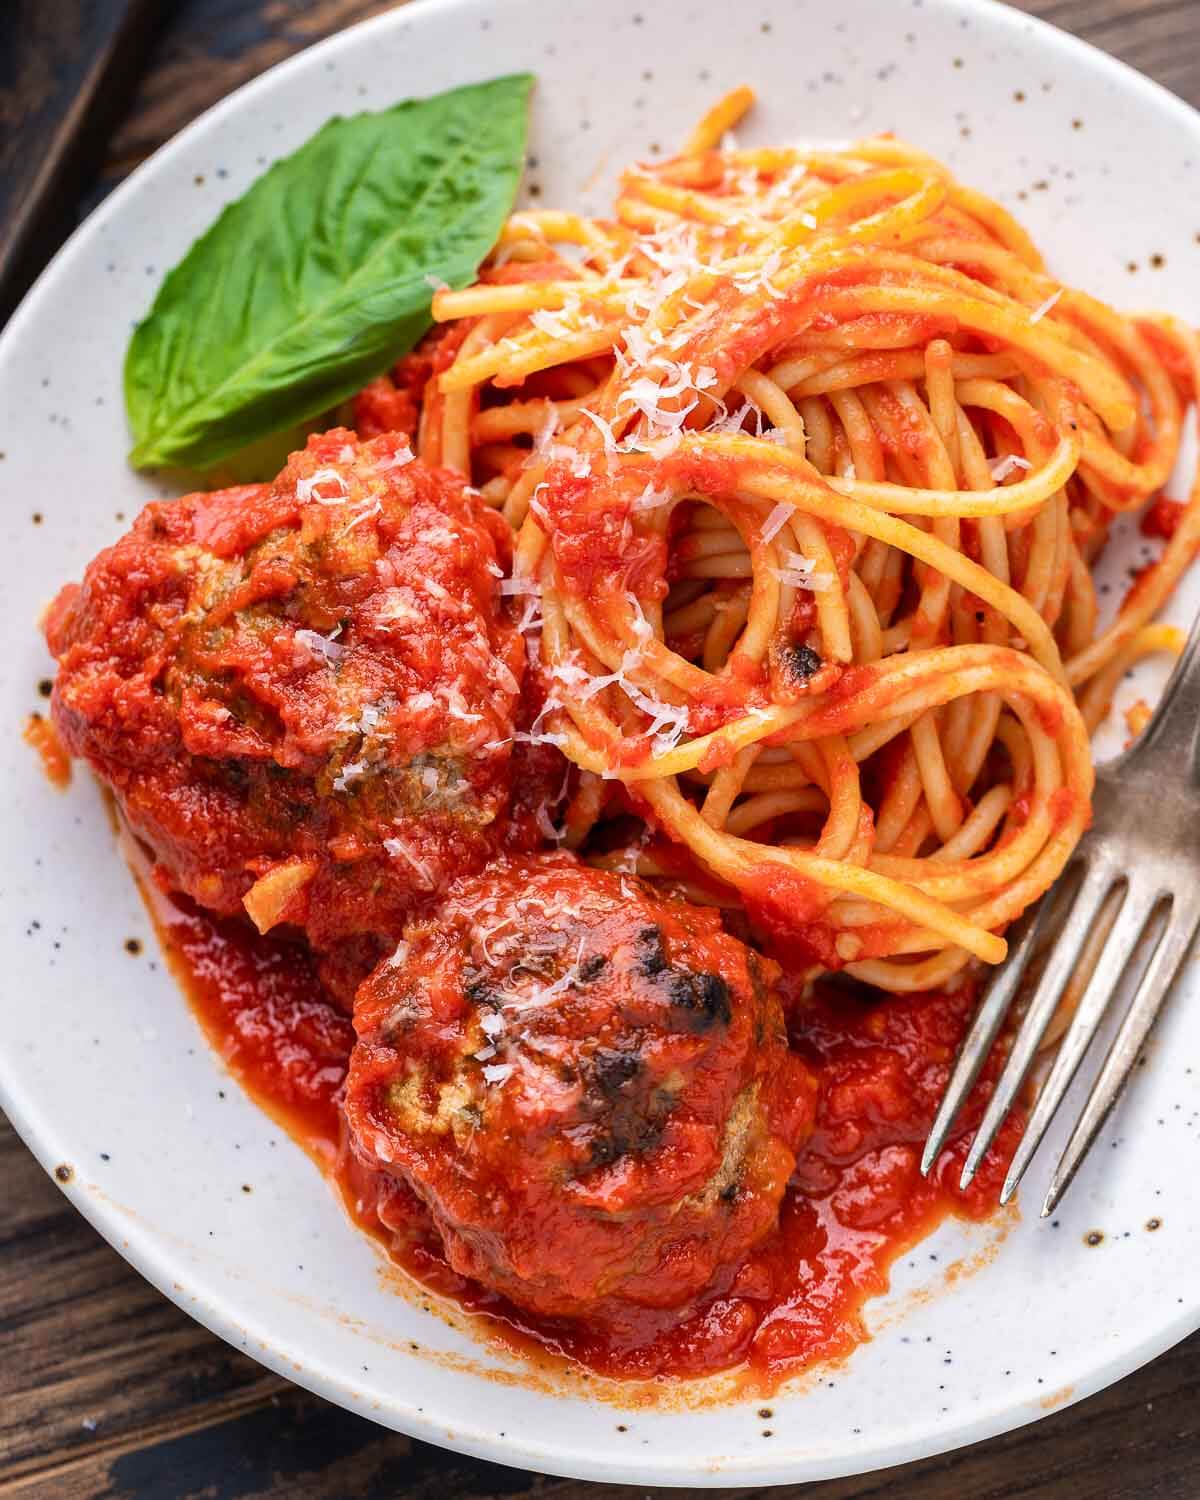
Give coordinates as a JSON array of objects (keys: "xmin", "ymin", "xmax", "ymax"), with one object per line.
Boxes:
[{"xmin": 3, "ymin": 1, "xmax": 1199, "ymax": 1494}]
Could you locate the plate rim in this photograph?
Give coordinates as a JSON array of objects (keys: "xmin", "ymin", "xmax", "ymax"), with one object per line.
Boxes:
[{"xmin": 4, "ymin": 0, "xmax": 1200, "ymax": 1484}]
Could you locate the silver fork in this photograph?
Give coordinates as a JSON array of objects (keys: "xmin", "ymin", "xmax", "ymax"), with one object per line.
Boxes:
[{"xmin": 921, "ymin": 610, "xmax": 1200, "ymax": 1217}]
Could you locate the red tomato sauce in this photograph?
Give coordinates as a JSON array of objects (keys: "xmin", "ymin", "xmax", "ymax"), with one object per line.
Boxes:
[
  {"xmin": 1141, "ymin": 495, "xmax": 1187, "ymax": 541},
  {"xmin": 155, "ymin": 892, "xmax": 1015, "ymax": 1391},
  {"xmin": 43, "ymin": 432, "xmax": 525, "ymax": 963},
  {"xmin": 23, "ymin": 712, "xmax": 71, "ymax": 789}
]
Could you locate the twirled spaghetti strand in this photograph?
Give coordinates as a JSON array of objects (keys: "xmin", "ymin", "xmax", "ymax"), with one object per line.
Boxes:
[{"xmin": 406, "ymin": 89, "xmax": 1198, "ymax": 994}]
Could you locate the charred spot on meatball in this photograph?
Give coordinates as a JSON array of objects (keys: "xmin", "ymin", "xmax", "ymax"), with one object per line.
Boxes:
[
  {"xmin": 637, "ymin": 923, "xmax": 732, "ymax": 1029},
  {"xmin": 784, "ymin": 643, "xmax": 823, "ymax": 684},
  {"xmin": 343, "ymin": 852, "xmax": 818, "ymax": 1330},
  {"xmin": 664, "ymin": 969, "xmax": 733, "ymax": 1030},
  {"xmin": 635, "ymin": 925, "xmax": 669, "ymax": 977},
  {"xmin": 587, "ymin": 1106, "xmax": 668, "ymax": 1169},
  {"xmin": 589, "ymin": 1046, "xmax": 641, "ymax": 1096},
  {"xmin": 578, "ymin": 952, "xmax": 608, "ymax": 982},
  {"xmin": 462, "ymin": 968, "xmax": 501, "ymax": 1010},
  {"xmin": 44, "ymin": 428, "xmax": 526, "ymax": 967}
]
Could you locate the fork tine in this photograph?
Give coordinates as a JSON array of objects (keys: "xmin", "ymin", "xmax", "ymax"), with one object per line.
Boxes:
[
  {"xmin": 920, "ymin": 904, "xmax": 1043, "ymax": 1177},
  {"xmin": 1042, "ymin": 902, "xmax": 1200, "ymax": 1217},
  {"xmin": 999, "ymin": 886, "xmax": 1153, "ymax": 1205},
  {"xmin": 959, "ymin": 858, "xmax": 1116, "ymax": 1191}
]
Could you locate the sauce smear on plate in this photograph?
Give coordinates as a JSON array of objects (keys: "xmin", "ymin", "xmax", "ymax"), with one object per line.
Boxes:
[{"xmin": 159, "ymin": 895, "xmax": 1017, "ymax": 1389}]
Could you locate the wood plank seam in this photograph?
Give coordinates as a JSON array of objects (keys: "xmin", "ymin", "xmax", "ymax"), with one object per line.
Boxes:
[{"xmin": 0, "ymin": 1379, "xmax": 290, "ymax": 1494}]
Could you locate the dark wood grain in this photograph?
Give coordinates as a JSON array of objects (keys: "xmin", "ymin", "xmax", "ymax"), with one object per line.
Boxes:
[
  {"xmin": 101, "ymin": 0, "xmax": 402, "ymax": 179},
  {"xmin": 0, "ymin": 0, "xmax": 170, "ymax": 325},
  {"xmin": 1011, "ymin": 0, "xmax": 1200, "ymax": 108},
  {"xmin": 4, "ymin": 1, "xmax": 1200, "ymax": 1496},
  {"xmin": 91, "ymin": 0, "xmax": 1200, "ymax": 189},
  {"xmin": 6, "ymin": 1106, "xmax": 1200, "ymax": 1500},
  {"xmin": 0, "ymin": 1121, "xmax": 290, "ymax": 1492}
]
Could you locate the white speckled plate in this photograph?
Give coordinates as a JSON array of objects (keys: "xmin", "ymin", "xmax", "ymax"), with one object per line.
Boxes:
[{"xmin": 3, "ymin": 0, "xmax": 1200, "ymax": 1484}]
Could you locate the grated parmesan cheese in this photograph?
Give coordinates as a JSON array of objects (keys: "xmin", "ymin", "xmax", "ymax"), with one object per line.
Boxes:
[
  {"xmin": 632, "ymin": 482, "xmax": 674, "ymax": 511},
  {"xmin": 340, "ymin": 499, "xmax": 381, "ymax": 534},
  {"xmin": 383, "ymin": 834, "xmax": 436, "ymax": 888},
  {"xmin": 578, "ymin": 406, "xmax": 620, "ymax": 459},
  {"xmin": 760, "ymin": 502, "xmax": 794, "ymax": 544},
  {"xmin": 437, "ymin": 683, "xmax": 483, "ymax": 724},
  {"xmin": 530, "ymin": 301, "xmax": 600, "ymax": 340},
  {"xmin": 333, "ymin": 759, "xmax": 368, "ymax": 791},
  {"xmin": 294, "ymin": 626, "xmax": 345, "ymax": 665},
  {"xmin": 508, "ymin": 727, "xmax": 568, "ymax": 748},
  {"xmin": 1029, "ymin": 288, "xmax": 1063, "ymax": 324},
  {"xmin": 500, "ymin": 574, "xmax": 542, "ymax": 597},
  {"xmin": 336, "ymin": 703, "xmax": 385, "ymax": 737},
  {"xmin": 296, "ymin": 469, "xmax": 351, "ymax": 505},
  {"xmin": 612, "ymin": 821, "xmax": 652, "ymax": 874},
  {"xmin": 621, "ymin": 322, "xmax": 664, "ymax": 367},
  {"xmin": 772, "ymin": 549, "xmax": 834, "ymax": 591},
  {"xmin": 530, "ymin": 403, "xmax": 560, "ymax": 461},
  {"xmin": 989, "ymin": 453, "xmax": 1033, "ymax": 482},
  {"xmin": 733, "ymin": 250, "xmax": 785, "ymax": 300},
  {"xmin": 536, "ymin": 803, "xmax": 567, "ymax": 842},
  {"xmin": 375, "ymin": 591, "xmax": 422, "ymax": 627},
  {"xmin": 765, "ymin": 164, "xmax": 808, "ymax": 206},
  {"xmin": 710, "ymin": 398, "xmax": 769, "ymax": 437},
  {"xmin": 618, "ymin": 380, "xmax": 698, "ymax": 434},
  {"xmin": 516, "ymin": 594, "xmax": 543, "ymax": 635},
  {"xmin": 626, "ymin": 592, "xmax": 654, "ymax": 643}
]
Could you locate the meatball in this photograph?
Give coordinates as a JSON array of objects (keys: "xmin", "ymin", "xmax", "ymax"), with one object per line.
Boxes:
[
  {"xmin": 46, "ymin": 427, "xmax": 524, "ymax": 958},
  {"xmin": 343, "ymin": 854, "xmax": 817, "ymax": 1328}
]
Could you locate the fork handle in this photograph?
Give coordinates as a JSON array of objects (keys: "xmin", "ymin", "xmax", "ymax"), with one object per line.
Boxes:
[{"xmin": 1120, "ymin": 605, "xmax": 1200, "ymax": 780}]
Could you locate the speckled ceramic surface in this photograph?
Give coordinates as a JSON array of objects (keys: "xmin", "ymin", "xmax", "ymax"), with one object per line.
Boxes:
[{"xmin": 3, "ymin": 0, "xmax": 1199, "ymax": 1484}]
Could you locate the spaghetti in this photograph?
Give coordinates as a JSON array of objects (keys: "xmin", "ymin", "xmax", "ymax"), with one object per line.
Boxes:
[{"xmin": 377, "ymin": 87, "xmax": 1200, "ymax": 996}]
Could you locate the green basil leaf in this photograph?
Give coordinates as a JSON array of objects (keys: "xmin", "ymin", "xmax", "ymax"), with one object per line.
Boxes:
[{"xmin": 125, "ymin": 74, "xmax": 533, "ymax": 470}]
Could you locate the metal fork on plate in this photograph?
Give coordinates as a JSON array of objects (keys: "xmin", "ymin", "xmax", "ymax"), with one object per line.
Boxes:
[{"xmin": 922, "ymin": 611, "xmax": 1200, "ymax": 1216}]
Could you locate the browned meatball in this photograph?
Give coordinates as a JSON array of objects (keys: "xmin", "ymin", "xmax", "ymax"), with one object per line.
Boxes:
[
  {"xmin": 45, "ymin": 427, "xmax": 524, "ymax": 962},
  {"xmin": 343, "ymin": 853, "xmax": 818, "ymax": 1330}
]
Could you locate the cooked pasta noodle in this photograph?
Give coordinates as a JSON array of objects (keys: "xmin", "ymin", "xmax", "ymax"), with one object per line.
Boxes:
[{"xmin": 397, "ymin": 88, "xmax": 1198, "ymax": 995}]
